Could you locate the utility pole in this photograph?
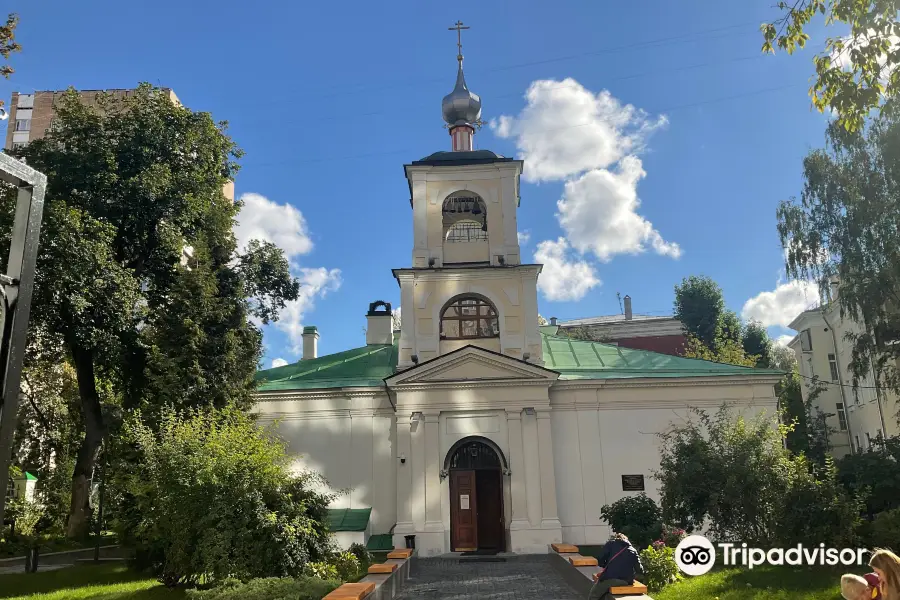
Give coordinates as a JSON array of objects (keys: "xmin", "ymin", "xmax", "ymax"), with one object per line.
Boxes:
[{"xmin": 0, "ymin": 153, "xmax": 46, "ymax": 528}]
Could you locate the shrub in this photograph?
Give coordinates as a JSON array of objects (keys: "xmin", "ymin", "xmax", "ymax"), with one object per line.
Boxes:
[
  {"xmin": 600, "ymin": 494, "xmax": 662, "ymax": 550},
  {"xmin": 657, "ymin": 405, "xmax": 861, "ymax": 546},
  {"xmin": 332, "ymin": 551, "xmax": 361, "ymax": 581},
  {"xmin": 304, "ymin": 562, "xmax": 338, "ymax": 581},
  {"xmin": 865, "ymin": 508, "xmax": 900, "ymax": 550},
  {"xmin": 655, "ymin": 524, "xmax": 686, "ymax": 548},
  {"xmin": 348, "ymin": 542, "xmax": 372, "ymax": 567},
  {"xmin": 639, "ymin": 544, "xmax": 682, "ymax": 592},
  {"xmin": 113, "ymin": 408, "xmax": 336, "ymax": 586},
  {"xmin": 186, "ymin": 577, "xmax": 340, "ymax": 600}
]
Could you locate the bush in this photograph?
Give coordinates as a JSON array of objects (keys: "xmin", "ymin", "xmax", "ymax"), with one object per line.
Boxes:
[
  {"xmin": 600, "ymin": 494, "xmax": 662, "ymax": 550},
  {"xmin": 348, "ymin": 542, "xmax": 371, "ymax": 567},
  {"xmin": 864, "ymin": 508, "xmax": 900, "ymax": 550},
  {"xmin": 304, "ymin": 562, "xmax": 338, "ymax": 581},
  {"xmin": 639, "ymin": 544, "xmax": 682, "ymax": 592},
  {"xmin": 113, "ymin": 408, "xmax": 336, "ymax": 586},
  {"xmin": 655, "ymin": 524, "xmax": 686, "ymax": 548},
  {"xmin": 332, "ymin": 551, "xmax": 361, "ymax": 581},
  {"xmin": 657, "ymin": 405, "xmax": 861, "ymax": 546},
  {"xmin": 186, "ymin": 577, "xmax": 340, "ymax": 600}
]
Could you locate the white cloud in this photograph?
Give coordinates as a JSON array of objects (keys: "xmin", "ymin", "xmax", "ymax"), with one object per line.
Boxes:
[
  {"xmin": 533, "ymin": 238, "xmax": 600, "ymax": 302},
  {"xmin": 741, "ymin": 280, "xmax": 819, "ymax": 328},
  {"xmin": 557, "ymin": 158, "xmax": 681, "ymax": 261},
  {"xmin": 235, "ymin": 192, "xmax": 313, "ymax": 258},
  {"xmin": 274, "ymin": 267, "xmax": 343, "ymax": 355},
  {"xmin": 271, "ymin": 358, "xmax": 288, "ymax": 368},
  {"xmin": 492, "ymin": 78, "xmax": 667, "ymax": 182},
  {"xmin": 774, "ymin": 334, "xmax": 795, "ymax": 348},
  {"xmin": 517, "ymin": 230, "xmax": 531, "ymax": 245}
]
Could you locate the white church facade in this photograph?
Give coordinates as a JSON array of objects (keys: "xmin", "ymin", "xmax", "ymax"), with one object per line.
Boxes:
[{"xmin": 253, "ymin": 43, "xmax": 782, "ymax": 556}]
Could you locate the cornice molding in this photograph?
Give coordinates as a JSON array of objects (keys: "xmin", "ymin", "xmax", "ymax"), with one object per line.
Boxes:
[{"xmin": 550, "ymin": 375, "xmax": 782, "ymax": 391}]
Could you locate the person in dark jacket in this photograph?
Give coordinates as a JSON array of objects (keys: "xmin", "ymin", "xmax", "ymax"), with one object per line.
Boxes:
[{"xmin": 588, "ymin": 533, "xmax": 644, "ymax": 600}]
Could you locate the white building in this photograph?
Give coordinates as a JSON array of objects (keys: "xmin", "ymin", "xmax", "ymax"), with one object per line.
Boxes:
[
  {"xmin": 253, "ymin": 48, "xmax": 781, "ymax": 556},
  {"xmin": 788, "ymin": 297, "xmax": 899, "ymax": 457}
]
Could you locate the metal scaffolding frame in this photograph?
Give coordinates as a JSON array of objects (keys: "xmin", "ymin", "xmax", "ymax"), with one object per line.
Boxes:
[{"xmin": 0, "ymin": 152, "xmax": 46, "ymax": 528}]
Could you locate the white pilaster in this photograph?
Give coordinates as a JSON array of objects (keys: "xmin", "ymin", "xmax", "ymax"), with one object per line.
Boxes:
[
  {"xmin": 522, "ymin": 409, "xmax": 542, "ymax": 527},
  {"xmin": 394, "ymin": 414, "xmax": 414, "ymax": 538},
  {"xmin": 411, "ymin": 412, "xmax": 426, "ymax": 531},
  {"xmin": 506, "ymin": 409, "xmax": 529, "ymax": 527},
  {"xmin": 537, "ymin": 409, "xmax": 562, "ymax": 530},
  {"xmin": 424, "ymin": 412, "xmax": 443, "ymax": 531}
]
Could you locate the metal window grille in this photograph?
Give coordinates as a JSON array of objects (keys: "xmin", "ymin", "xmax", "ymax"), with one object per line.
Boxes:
[
  {"xmin": 446, "ymin": 220, "xmax": 488, "ymax": 242},
  {"xmin": 440, "ymin": 296, "xmax": 499, "ymax": 339}
]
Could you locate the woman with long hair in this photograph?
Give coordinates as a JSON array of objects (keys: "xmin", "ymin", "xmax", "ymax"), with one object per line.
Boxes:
[{"xmin": 869, "ymin": 549, "xmax": 900, "ymax": 600}]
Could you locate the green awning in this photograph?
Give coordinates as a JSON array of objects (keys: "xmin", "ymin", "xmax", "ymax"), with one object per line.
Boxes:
[
  {"xmin": 326, "ymin": 508, "xmax": 371, "ymax": 532},
  {"xmin": 366, "ymin": 533, "xmax": 393, "ymax": 551}
]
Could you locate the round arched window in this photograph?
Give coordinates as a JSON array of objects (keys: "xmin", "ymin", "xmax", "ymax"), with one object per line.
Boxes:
[{"xmin": 440, "ymin": 295, "xmax": 500, "ymax": 340}]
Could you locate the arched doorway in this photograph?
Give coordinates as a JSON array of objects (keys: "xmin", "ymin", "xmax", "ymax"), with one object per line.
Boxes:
[{"xmin": 446, "ymin": 437, "xmax": 506, "ymax": 553}]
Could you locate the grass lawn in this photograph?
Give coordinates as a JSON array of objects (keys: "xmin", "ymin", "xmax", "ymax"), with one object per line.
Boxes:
[
  {"xmin": 654, "ymin": 564, "xmax": 846, "ymax": 600},
  {"xmin": 0, "ymin": 563, "xmax": 184, "ymax": 600}
]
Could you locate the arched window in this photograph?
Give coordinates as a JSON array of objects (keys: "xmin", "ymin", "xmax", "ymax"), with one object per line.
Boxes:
[
  {"xmin": 440, "ymin": 295, "xmax": 499, "ymax": 340},
  {"xmin": 446, "ymin": 220, "xmax": 488, "ymax": 242}
]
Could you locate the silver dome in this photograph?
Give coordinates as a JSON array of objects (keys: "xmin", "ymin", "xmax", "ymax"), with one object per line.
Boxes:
[{"xmin": 441, "ymin": 61, "xmax": 481, "ymax": 127}]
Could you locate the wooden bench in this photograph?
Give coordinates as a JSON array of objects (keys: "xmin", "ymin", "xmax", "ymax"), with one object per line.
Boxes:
[
  {"xmin": 551, "ymin": 543, "xmax": 580, "ymax": 553},
  {"xmin": 610, "ymin": 580, "xmax": 649, "ymax": 595},
  {"xmin": 322, "ymin": 581, "xmax": 376, "ymax": 599},
  {"xmin": 367, "ymin": 562, "xmax": 398, "ymax": 574},
  {"xmin": 569, "ymin": 556, "xmax": 599, "ymax": 567},
  {"xmin": 386, "ymin": 548, "xmax": 413, "ymax": 559}
]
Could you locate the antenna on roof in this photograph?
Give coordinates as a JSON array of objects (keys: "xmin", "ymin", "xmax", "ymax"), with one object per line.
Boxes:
[{"xmin": 616, "ymin": 292, "xmax": 623, "ymax": 314}]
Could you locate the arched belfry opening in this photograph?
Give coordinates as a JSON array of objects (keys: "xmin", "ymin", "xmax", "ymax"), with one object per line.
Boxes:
[
  {"xmin": 442, "ymin": 192, "xmax": 489, "ymax": 264},
  {"xmin": 445, "ymin": 437, "xmax": 506, "ymax": 553}
]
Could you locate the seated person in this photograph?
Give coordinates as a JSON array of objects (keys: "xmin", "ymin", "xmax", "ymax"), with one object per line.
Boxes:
[
  {"xmin": 841, "ymin": 573, "xmax": 882, "ymax": 600},
  {"xmin": 589, "ymin": 533, "xmax": 644, "ymax": 600}
]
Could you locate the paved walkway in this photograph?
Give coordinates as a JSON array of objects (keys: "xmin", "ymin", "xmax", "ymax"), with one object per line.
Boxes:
[{"xmin": 395, "ymin": 556, "xmax": 582, "ymax": 600}]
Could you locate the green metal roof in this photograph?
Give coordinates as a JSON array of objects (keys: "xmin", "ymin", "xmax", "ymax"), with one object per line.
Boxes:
[
  {"xmin": 542, "ymin": 335, "xmax": 783, "ymax": 379},
  {"xmin": 255, "ymin": 331, "xmax": 780, "ymax": 392},
  {"xmin": 326, "ymin": 508, "xmax": 371, "ymax": 532},
  {"xmin": 255, "ymin": 341, "xmax": 398, "ymax": 391},
  {"xmin": 366, "ymin": 533, "xmax": 393, "ymax": 551}
]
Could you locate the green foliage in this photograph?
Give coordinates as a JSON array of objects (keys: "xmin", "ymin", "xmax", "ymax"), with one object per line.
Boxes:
[
  {"xmin": 864, "ymin": 507, "xmax": 900, "ymax": 549},
  {"xmin": 742, "ymin": 321, "xmax": 773, "ymax": 368},
  {"xmin": 718, "ymin": 310, "xmax": 743, "ymax": 348},
  {"xmin": 347, "ymin": 543, "xmax": 372, "ymax": 568},
  {"xmin": 600, "ymin": 494, "xmax": 662, "ymax": 550},
  {"xmin": 112, "ymin": 408, "xmax": 335, "ymax": 587},
  {"xmin": 0, "ymin": 13, "xmax": 21, "ymax": 83},
  {"xmin": 778, "ymin": 112, "xmax": 900, "ymax": 396},
  {"xmin": 303, "ymin": 562, "xmax": 338, "ymax": 581},
  {"xmin": 186, "ymin": 577, "xmax": 340, "ymax": 600},
  {"xmin": 674, "ymin": 275, "xmax": 725, "ymax": 349},
  {"xmin": 639, "ymin": 544, "xmax": 682, "ymax": 592},
  {"xmin": 762, "ymin": 0, "xmax": 900, "ymax": 131},
  {"xmin": 782, "ymin": 376, "xmax": 833, "ymax": 465},
  {"xmin": 656, "ymin": 524, "xmax": 687, "ymax": 548},
  {"xmin": 837, "ymin": 435, "xmax": 900, "ymax": 516},
  {"xmin": 683, "ymin": 333, "xmax": 759, "ymax": 367},
  {"xmin": 0, "ymin": 84, "xmax": 299, "ymax": 537},
  {"xmin": 657, "ymin": 405, "xmax": 860, "ymax": 546},
  {"xmin": 331, "ymin": 552, "xmax": 361, "ymax": 582}
]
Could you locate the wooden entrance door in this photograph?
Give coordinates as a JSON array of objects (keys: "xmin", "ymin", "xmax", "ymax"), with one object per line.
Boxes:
[
  {"xmin": 476, "ymin": 469, "xmax": 505, "ymax": 551},
  {"xmin": 450, "ymin": 470, "xmax": 478, "ymax": 551}
]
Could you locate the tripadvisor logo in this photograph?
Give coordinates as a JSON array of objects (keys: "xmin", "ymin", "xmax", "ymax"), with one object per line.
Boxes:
[{"xmin": 675, "ymin": 535, "xmax": 869, "ymax": 576}]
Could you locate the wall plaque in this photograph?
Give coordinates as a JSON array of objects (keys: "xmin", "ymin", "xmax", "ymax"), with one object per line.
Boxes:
[
  {"xmin": 460, "ymin": 494, "xmax": 470, "ymax": 510},
  {"xmin": 621, "ymin": 474, "xmax": 645, "ymax": 491}
]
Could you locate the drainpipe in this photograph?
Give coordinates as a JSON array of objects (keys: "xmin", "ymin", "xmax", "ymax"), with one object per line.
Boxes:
[{"xmin": 822, "ymin": 310, "xmax": 854, "ymax": 454}]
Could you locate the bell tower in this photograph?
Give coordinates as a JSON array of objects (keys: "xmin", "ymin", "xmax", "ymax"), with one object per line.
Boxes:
[{"xmin": 393, "ymin": 23, "xmax": 542, "ymax": 369}]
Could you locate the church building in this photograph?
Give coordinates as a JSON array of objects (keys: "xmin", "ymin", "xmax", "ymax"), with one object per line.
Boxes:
[{"xmin": 254, "ymin": 38, "xmax": 782, "ymax": 556}]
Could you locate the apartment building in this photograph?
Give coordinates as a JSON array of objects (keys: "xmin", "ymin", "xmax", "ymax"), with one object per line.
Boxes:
[{"xmin": 788, "ymin": 296, "xmax": 899, "ymax": 458}]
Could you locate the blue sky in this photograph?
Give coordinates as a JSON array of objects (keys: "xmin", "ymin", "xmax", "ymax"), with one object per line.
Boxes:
[{"xmin": 6, "ymin": 0, "xmax": 833, "ymax": 365}]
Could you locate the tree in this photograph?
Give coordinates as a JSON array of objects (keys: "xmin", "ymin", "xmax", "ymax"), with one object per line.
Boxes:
[
  {"xmin": 683, "ymin": 333, "xmax": 759, "ymax": 367},
  {"xmin": 674, "ymin": 276, "xmax": 725, "ymax": 349},
  {"xmin": 537, "ymin": 314, "xmax": 548, "ymax": 326},
  {"xmin": 657, "ymin": 405, "xmax": 860, "ymax": 546},
  {"xmin": 762, "ymin": 0, "xmax": 900, "ymax": 132},
  {"xmin": 0, "ymin": 13, "xmax": 20, "ymax": 107},
  {"xmin": 1, "ymin": 86, "xmax": 299, "ymax": 537},
  {"xmin": 114, "ymin": 408, "xmax": 334, "ymax": 586},
  {"xmin": 778, "ymin": 112, "xmax": 900, "ymax": 396},
  {"xmin": 717, "ymin": 309, "xmax": 743, "ymax": 348},
  {"xmin": 742, "ymin": 320, "xmax": 773, "ymax": 368}
]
